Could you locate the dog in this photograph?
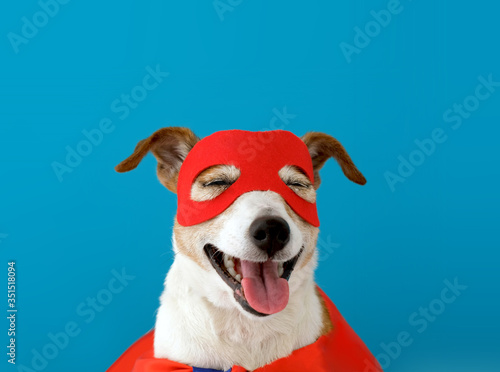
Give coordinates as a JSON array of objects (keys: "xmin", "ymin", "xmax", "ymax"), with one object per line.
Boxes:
[{"xmin": 108, "ymin": 128, "xmax": 382, "ymax": 372}]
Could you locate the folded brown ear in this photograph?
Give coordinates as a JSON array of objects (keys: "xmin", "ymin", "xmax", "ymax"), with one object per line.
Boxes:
[
  {"xmin": 301, "ymin": 132, "xmax": 366, "ymax": 188},
  {"xmin": 115, "ymin": 127, "xmax": 199, "ymax": 193}
]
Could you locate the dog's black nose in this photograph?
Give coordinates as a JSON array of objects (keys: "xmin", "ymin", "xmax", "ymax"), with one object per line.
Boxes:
[{"xmin": 249, "ymin": 217, "xmax": 290, "ymax": 258}]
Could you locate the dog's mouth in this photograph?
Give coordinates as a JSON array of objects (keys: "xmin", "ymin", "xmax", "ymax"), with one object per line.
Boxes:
[{"xmin": 203, "ymin": 244, "xmax": 302, "ymax": 317}]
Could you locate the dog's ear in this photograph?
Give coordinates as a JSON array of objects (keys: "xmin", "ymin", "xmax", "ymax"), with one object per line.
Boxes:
[
  {"xmin": 115, "ymin": 127, "xmax": 199, "ymax": 193},
  {"xmin": 301, "ymin": 132, "xmax": 366, "ymax": 189}
]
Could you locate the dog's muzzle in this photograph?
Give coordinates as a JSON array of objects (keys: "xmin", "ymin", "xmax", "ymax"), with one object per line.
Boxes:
[{"xmin": 203, "ymin": 237, "xmax": 302, "ymax": 317}]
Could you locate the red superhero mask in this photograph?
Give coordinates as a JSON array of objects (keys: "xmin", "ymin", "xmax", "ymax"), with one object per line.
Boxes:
[{"xmin": 176, "ymin": 130, "xmax": 319, "ymax": 227}]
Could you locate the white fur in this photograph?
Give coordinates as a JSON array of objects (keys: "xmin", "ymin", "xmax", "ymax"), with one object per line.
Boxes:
[{"xmin": 154, "ymin": 191, "xmax": 323, "ymax": 371}]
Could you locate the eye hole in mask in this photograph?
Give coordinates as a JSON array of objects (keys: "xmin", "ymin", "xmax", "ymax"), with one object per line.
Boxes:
[
  {"xmin": 191, "ymin": 165, "xmax": 241, "ymax": 202},
  {"xmin": 278, "ymin": 165, "xmax": 316, "ymax": 203}
]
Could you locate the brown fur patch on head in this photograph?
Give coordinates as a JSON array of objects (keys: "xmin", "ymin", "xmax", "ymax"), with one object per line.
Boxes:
[
  {"xmin": 115, "ymin": 127, "xmax": 199, "ymax": 193},
  {"xmin": 301, "ymin": 132, "xmax": 366, "ymax": 189}
]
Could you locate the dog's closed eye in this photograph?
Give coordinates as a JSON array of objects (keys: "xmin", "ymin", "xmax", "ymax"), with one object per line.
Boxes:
[
  {"xmin": 203, "ymin": 179, "xmax": 234, "ymax": 187},
  {"xmin": 286, "ymin": 181, "xmax": 309, "ymax": 188},
  {"xmin": 192, "ymin": 165, "xmax": 241, "ymax": 201},
  {"xmin": 279, "ymin": 166, "xmax": 316, "ymax": 203}
]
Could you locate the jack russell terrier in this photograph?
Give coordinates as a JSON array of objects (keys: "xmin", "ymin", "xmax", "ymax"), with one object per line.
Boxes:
[{"xmin": 108, "ymin": 128, "xmax": 382, "ymax": 372}]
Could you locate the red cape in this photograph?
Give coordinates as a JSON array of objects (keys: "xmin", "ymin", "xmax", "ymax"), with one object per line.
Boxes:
[{"xmin": 108, "ymin": 288, "xmax": 382, "ymax": 372}]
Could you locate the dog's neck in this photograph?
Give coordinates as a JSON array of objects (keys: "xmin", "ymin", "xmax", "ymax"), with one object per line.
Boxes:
[{"xmin": 154, "ymin": 250, "xmax": 324, "ymax": 371}]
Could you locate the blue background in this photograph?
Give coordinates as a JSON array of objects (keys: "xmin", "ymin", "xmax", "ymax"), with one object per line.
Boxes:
[{"xmin": 1, "ymin": 1, "xmax": 499, "ymax": 371}]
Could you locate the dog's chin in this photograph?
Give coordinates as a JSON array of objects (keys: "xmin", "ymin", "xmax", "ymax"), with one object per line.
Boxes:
[{"xmin": 203, "ymin": 244, "xmax": 303, "ymax": 317}]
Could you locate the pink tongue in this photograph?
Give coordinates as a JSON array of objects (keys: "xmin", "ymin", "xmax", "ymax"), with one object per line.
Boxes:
[{"xmin": 240, "ymin": 259, "xmax": 289, "ymax": 315}]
